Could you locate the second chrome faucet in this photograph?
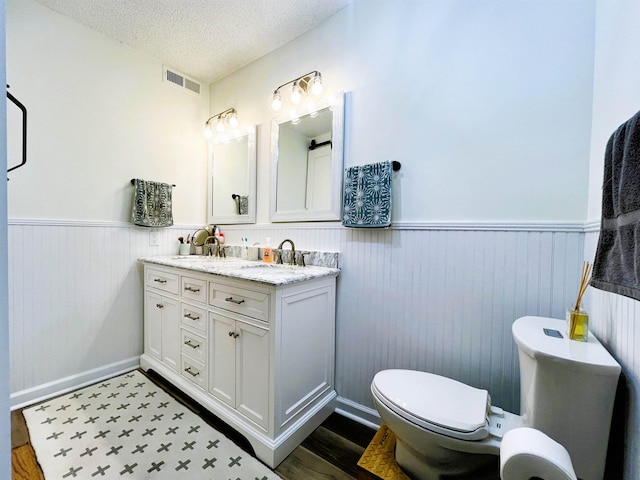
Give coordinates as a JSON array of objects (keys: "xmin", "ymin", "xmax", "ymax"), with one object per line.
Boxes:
[
  {"xmin": 276, "ymin": 239, "xmax": 295, "ymax": 265},
  {"xmin": 275, "ymin": 239, "xmax": 309, "ymax": 267}
]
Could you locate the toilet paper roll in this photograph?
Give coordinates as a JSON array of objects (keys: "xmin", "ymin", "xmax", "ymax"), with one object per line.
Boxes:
[{"xmin": 500, "ymin": 428, "xmax": 577, "ymax": 480}]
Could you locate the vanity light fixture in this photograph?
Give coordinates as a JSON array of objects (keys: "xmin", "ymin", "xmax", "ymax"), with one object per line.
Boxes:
[
  {"xmin": 204, "ymin": 107, "xmax": 239, "ymax": 138},
  {"xmin": 269, "ymin": 71, "xmax": 323, "ymax": 112}
]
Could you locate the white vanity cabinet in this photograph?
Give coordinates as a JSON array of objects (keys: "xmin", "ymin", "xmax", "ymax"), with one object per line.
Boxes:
[
  {"xmin": 209, "ymin": 309, "xmax": 270, "ymax": 430},
  {"xmin": 144, "ymin": 268, "xmax": 180, "ymax": 371},
  {"xmin": 140, "ymin": 260, "xmax": 338, "ymax": 468}
]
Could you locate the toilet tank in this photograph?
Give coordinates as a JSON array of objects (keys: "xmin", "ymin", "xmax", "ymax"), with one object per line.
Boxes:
[{"xmin": 512, "ymin": 316, "xmax": 621, "ymax": 480}]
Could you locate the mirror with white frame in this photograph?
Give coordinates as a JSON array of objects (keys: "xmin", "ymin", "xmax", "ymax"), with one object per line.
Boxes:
[
  {"xmin": 270, "ymin": 93, "xmax": 344, "ymax": 222},
  {"xmin": 207, "ymin": 125, "xmax": 257, "ymax": 224}
]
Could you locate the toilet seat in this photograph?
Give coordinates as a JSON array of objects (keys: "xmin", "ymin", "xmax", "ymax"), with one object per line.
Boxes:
[{"xmin": 372, "ymin": 369, "xmax": 491, "ymax": 441}]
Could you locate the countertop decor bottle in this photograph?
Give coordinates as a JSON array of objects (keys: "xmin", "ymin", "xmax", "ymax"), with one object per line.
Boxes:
[
  {"xmin": 567, "ymin": 261, "xmax": 591, "ymax": 342},
  {"xmin": 241, "ymin": 237, "xmax": 249, "ymax": 259},
  {"xmin": 263, "ymin": 237, "xmax": 272, "ymax": 263}
]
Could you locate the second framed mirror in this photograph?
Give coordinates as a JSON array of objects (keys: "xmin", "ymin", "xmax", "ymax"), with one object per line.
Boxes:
[{"xmin": 270, "ymin": 93, "xmax": 344, "ymax": 222}]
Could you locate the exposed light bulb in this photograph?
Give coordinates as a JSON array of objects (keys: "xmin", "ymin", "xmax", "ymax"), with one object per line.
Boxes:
[
  {"xmin": 215, "ymin": 117, "xmax": 226, "ymax": 133},
  {"xmin": 309, "ymin": 74, "xmax": 323, "ymax": 96},
  {"xmin": 226, "ymin": 111, "xmax": 239, "ymax": 128},
  {"xmin": 290, "ymin": 82, "xmax": 303, "ymax": 104},
  {"xmin": 270, "ymin": 91, "xmax": 282, "ymax": 112}
]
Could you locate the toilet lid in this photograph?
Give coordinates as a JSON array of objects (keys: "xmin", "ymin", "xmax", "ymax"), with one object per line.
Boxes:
[{"xmin": 372, "ymin": 370, "xmax": 490, "ymax": 440}]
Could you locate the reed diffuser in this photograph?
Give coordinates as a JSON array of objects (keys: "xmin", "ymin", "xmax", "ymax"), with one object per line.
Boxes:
[{"xmin": 567, "ymin": 261, "xmax": 592, "ymax": 342}]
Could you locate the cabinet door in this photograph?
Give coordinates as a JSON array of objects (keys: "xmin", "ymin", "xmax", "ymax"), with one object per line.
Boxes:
[
  {"xmin": 209, "ymin": 312, "xmax": 236, "ymax": 407},
  {"xmin": 236, "ymin": 321, "xmax": 269, "ymax": 430},
  {"xmin": 144, "ymin": 290, "xmax": 163, "ymax": 360},
  {"xmin": 159, "ymin": 295, "xmax": 180, "ymax": 372}
]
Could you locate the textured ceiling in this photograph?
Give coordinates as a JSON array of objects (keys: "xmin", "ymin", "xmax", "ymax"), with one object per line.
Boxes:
[{"xmin": 34, "ymin": 0, "xmax": 353, "ymax": 83}]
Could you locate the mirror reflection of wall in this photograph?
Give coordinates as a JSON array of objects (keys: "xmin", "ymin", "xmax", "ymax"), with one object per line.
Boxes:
[
  {"xmin": 306, "ymin": 134, "xmax": 332, "ymax": 211},
  {"xmin": 212, "ymin": 138, "xmax": 249, "ymax": 215},
  {"xmin": 271, "ymin": 95, "xmax": 343, "ymax": 223},
  {"xmin": 276, "ymin": 108, "xmax": 333, "ymax": 212},
  {"xmin": 208, "ymin": 125, "xmax": 257, "ymax": 224}
]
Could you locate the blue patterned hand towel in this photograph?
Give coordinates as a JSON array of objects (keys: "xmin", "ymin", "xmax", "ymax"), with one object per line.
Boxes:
[
  {"xmin": 131, "ymin": 178, "xmax": 174, "ymax": 227},
  {"xmin": 342, "ymin": 161, "xmax": 392, "ymax": 228}
]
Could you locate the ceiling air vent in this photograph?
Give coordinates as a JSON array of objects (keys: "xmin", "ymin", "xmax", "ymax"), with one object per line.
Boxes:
[
  {"xmin": 184, "ymin": 78, "xmax": 200, "ymax": 94},
  {"xmin": 165, "ymin": 69, "xmax": 184, "ymax": 87},
  {"xmin": 163, "ymin": 66, "xmax": 201, "ymax": 95}
]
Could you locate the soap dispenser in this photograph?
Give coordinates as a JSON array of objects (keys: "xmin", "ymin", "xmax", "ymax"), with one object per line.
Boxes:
[{"xmin": 263, "ymin": 237, "xmax": 272, "ymax": 263}]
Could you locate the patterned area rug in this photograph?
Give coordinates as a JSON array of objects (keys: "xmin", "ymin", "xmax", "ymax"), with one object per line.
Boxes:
[{"xmin": 23, "ymin": 370, "xmax": 281, "ymax": 479}]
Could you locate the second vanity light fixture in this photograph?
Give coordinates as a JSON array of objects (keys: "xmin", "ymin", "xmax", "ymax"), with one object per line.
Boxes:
[
  {"xmin": 269, "ymin": 71, "xmax": 324, "ymax": 113},
  {"xmin": 204, "ymin": 107, "xmax": 239, "ymax": 138}
]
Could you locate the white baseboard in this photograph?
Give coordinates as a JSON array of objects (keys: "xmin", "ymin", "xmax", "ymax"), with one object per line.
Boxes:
[
  {"xmin": 10, "ymin": 357, "xmax": 140, "ymax": 410},
  {"xmin": 334, "ymin": 396, "xmax": 381, "ymax": 430}
]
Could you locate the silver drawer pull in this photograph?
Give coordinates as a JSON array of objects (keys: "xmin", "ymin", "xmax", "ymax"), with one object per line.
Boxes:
[
  {"xmin": 184, "ymin": 367, "xmax": 200, "ymax": 377},
  {"xmin": 153, "ymin": 278, "xmax": 167, "ymax": 284},
  {"xmin": 156, "ymin": 303, "xmax": 164, "ymax": 309},
  {"xmin": 184, "ymin": 286, "xmax": 200, "ymax": 293},
  {"xmin": 184, "ymin": 313, "xmax": 200, "ymax": 321},
  {"xmin": 225, "ymin": 296, "xmax": 245, "ymax": 305},
  {"xmin": 184, "ymin": 340, "xmax": 200, "ymax": 349}
]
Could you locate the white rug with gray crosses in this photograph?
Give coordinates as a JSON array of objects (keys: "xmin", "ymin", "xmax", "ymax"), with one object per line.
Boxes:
[{"xmin": 23, "ymin": 369, "xmax": 281, "ymax": 479}]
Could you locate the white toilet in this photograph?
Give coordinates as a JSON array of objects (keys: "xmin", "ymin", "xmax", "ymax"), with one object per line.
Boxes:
[{"xmin": 371, "ymin": 316, "xmax": 621, "ymax": 480}]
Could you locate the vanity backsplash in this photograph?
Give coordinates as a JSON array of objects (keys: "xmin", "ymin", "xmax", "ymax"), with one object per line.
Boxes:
[{"xmin": 223, "ymin": 245, "xmax": 339, "ymax": 268}]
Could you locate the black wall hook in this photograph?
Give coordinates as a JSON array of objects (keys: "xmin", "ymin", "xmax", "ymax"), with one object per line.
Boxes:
[{"xmin": 7, "ymin": 85, "xmax": 27, "ymax": 176}]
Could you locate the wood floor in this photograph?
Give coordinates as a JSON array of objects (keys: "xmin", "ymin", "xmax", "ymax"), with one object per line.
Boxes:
[{"xmin": 11, "ymin": 370, "xmax": 378, "ymax": 480}]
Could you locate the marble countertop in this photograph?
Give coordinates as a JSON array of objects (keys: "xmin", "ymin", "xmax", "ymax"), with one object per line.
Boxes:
[{"xmin": 139, "ymin": 255, "xmax": 340, "ymax": 286}]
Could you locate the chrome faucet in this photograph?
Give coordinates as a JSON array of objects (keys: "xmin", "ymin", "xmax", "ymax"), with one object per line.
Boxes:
[
  {"xmin": 277, "ymin": 239, "xmax": 296, "ymax": 265},
  {"xmin": 205, "ymin": 236, "xmax": 221, "ymax": 257}
]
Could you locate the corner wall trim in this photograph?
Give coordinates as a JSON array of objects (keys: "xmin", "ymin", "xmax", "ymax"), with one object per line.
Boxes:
[
  {"xmin": 334, "ymin": 396, "xmax": 381, "ymax": 430},
  {"xmin": 9, "ymin": 218, "xmax": 589, "ymax": 232},
  {"xmin": 10, "ymin": 357, "xmax": 140, "ymax": 410},
  {"xmin": 218, "ymin": 220, "xmax": 586, "ymax": 233},
  {"xmin": 583, "ymin": 219, "xmax": 601, "ymax": 233}
]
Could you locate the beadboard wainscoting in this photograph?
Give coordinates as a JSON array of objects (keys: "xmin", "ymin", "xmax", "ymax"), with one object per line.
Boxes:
[
  {"xmin": 221, "ymin": 223, "xmax": 585, "ymax": 419},
  {"xmin": 8, "ymin": 220, "xmax": 201, "ymax": 408},
  {"xmin": 583, "ymin": 229, "xmax": 640, "ymax": 480},
  {"xmin": 9, "ymin": 220, "xmax": 585, "ymax": 423}
]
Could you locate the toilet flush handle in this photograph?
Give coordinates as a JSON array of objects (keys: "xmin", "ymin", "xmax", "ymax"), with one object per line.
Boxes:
[{"xmin": 490, "ymin": 405, "xmax": 504, "ymax": 417}]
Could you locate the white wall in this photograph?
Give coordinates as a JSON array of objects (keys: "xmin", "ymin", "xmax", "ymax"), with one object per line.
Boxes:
[
  {"xmin": 5, "ymin": 0, "xmax": 208, "ymax": 404},
  {"xmin": 584, "ymin": 1, "xmax": 640, "ymax": 477},
  {"xmin": 587, "ymin": 1, "xmax": 640, "ymax": 220},
  {"xmin": 0, "ymin": 0, "xmax": 10, "ymax": 477},
  {"xmin": 6, "ymin": 0, "xmax": 209, "ymax": 223},
  {"xmin": 9, "ymin": 0, "xmax": 630, "ymax": 476},
  {"xmin": 208, "ymin": 0, "xmax": 598, "ymax": 415},
  {"xmin": 211, "ymin": 0, "xmax": 595, "ymax": 224}
]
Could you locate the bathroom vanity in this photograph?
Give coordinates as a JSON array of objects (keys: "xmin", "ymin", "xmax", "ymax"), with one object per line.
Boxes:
[{"xmin": 139, "ymin": 256, "xmax": 339, "ymax": 467}]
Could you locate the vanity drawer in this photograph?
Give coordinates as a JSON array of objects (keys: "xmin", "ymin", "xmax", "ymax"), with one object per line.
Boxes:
[
  {"xmin": 180, "ymin": 328, "xmax": 207, "ymax": 363},
  {"xmin": 209, "ymin": 282, "xmax": 269, "ymax": 323},
  {"xmin": 181, "ymin": 355, "xmax": 207, "ymax": 390},
  {"xmin": 181, "ymin": 302, "xmax": 207, "ymax": 333},
  {"xmin": 181, "ymin": 276, "xmax": 207, "ymax": 304},
  {"xmin": 146, "ymin": 268, "xmax": 179, "ymax": 295}
]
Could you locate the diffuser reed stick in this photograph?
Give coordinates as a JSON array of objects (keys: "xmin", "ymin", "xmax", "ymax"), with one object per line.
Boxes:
[
  {"xmin": 569, "ymin": 261, "xmax": 592, "ymax": 340},
  {"xmin": 573, "ymin": 261, "xmax": 592, "ymax": 312}
]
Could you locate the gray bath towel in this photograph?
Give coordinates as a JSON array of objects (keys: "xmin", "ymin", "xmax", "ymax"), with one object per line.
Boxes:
[
  {"xmin": 592, "ymin": 110, "xmax": 640, "ymax": 300},
  {"xmin": 131, "ymin": 178, "xmax": 174, "ymax": 227}
]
